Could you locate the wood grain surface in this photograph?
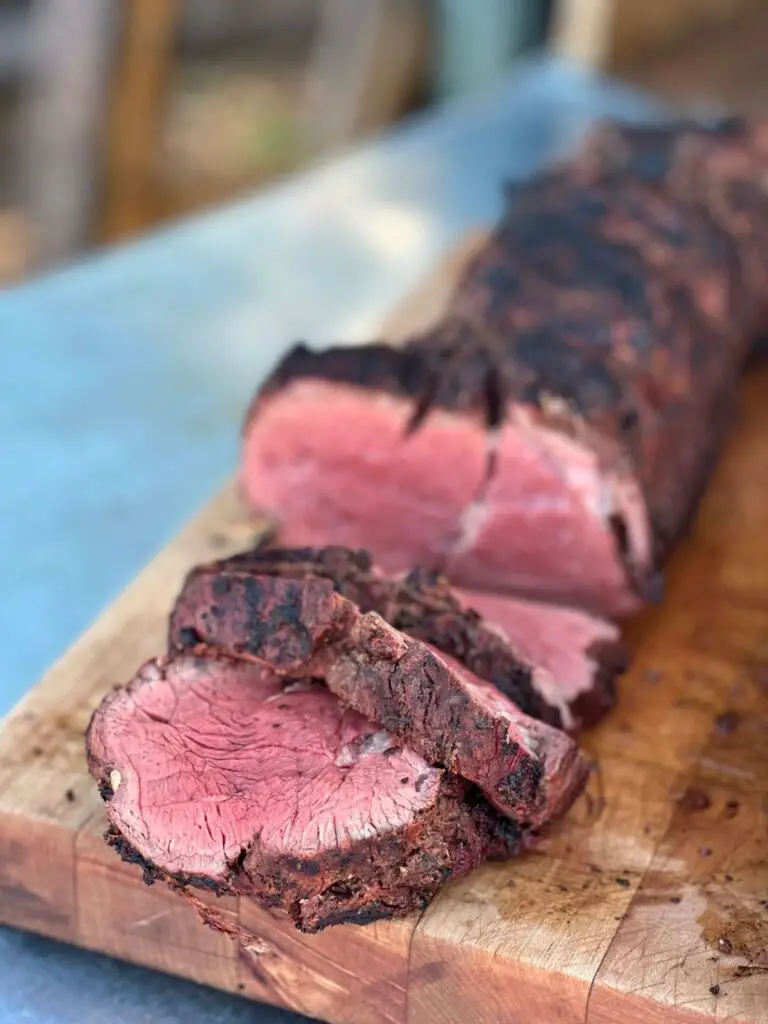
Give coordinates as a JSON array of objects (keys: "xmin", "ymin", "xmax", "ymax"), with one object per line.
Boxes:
[{"xmin": 0, "ymin": 238, "xmax": 766, "ymax": 1023}]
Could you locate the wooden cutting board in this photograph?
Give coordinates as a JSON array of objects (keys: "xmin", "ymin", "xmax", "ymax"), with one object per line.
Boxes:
[{"xmin": 1, "ymin": 237, "xmax": 767, "ymax": 1024}]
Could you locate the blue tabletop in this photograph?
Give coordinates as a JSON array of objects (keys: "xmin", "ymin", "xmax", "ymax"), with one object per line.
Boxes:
[{"xmin": 0, "ymin": 56, "xmax": 659, "ymax": 1023}]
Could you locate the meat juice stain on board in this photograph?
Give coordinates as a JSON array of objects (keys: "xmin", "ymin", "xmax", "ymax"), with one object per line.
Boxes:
[
  {"xmin": 698, "ymin": 903, "xmax": 768, "ymax": 968},
  {"xmin": 678, "ymin": 792, "xmax": 768, "ymax": 970}
]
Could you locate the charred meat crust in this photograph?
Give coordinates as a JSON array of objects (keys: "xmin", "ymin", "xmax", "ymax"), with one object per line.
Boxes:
[
  {"xmin": 166, "ymin": 570, "xmax": 357, "ymax": 675},
  {"xmin": 571, "ymin": 637, "xmax": 628, "ymax": 730},
  {"xmin": 249, "ymin": 117, "xmax": 768, "ymax": 595},
  {"xmin": 571, "ymin": 117, "xmax": 750, "ymax": 188},
  {"xmin": 169, "ymin": 547, "xmax": 565, "ymax": 726},
  {"xmin": 249, "ymin": 342, "xmax": 430, "ymax": 417},
  {"xmin": 104, "ymin": 824, "xmax": 231, "ymax": 894},
  {"xmin": 244, "ymin": 773, "xmax": 528, "ymax": 934},
  {"xmin": 91, "ymin": 747, "xmax": 527, "ymax": 933}
]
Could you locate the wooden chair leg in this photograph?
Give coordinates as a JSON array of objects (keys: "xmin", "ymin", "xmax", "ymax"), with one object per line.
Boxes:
[
  {"xmin": 302, "ymin": 0, "xmax": 430, "ymax": 155},
  {"xmin": 550, "ymin": 0, "xmax": 616, "ymax": 71},
  {"xmin": 0, "ymin": 209, "xmax": 28, "ymax": 286},
  {"xmin": 100, "ymin": 0, "xmax": 181, "ymax": 243},
  {"xmin": 302, "ymin": 0, "xmax": 386, "ymax": 154},
  {"xmin": 432, "ymin": 0, "xmax": 540, "ymax": 99},
  {"xmin": 16, "ymin": 0, "xmax": 119, "ymax": 269}
]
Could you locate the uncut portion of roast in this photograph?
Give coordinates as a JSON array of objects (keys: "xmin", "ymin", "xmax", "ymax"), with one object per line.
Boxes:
[
  {"xmin": 87, "ymin": 547, "xmax": 592, "ymax": 932},
  {"xmin": 240, "ymin": 116, "xmax": 768, "ymax": 618}
]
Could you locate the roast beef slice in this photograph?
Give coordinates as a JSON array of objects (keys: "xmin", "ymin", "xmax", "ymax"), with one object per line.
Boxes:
[
  {"xmin": 170, "ymin": 545, "xmax": 626, "ymax": 731},
  {"xmin": 86, "ymin": 653, "xmax": 524, "ymax": 932},
  {"xmin": 168, "ymin": 568, "xmax": 589, "ymax": 827}
]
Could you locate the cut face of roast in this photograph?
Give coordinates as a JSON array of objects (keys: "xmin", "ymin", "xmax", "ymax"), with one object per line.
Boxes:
[
  {"xmin": 241, "ymin": 375, "xmax": 648, "ymax": 617},
  {"xmin": 451, "ymin": 587, "xmax": 627, "ymax": 731}
]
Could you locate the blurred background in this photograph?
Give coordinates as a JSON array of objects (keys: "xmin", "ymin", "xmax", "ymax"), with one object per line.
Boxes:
[{"xmin": 1, "ymin": 0, "xmax": 766, "ymax": 287}]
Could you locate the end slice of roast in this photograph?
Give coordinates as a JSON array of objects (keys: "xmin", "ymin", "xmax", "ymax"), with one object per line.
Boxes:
[
  {"xmin": 170, "ymin": 545, "xmax": 626, "ymax": 731},
  {"xmin": 168, "ymin": 569, "xmax": 590, "ymax": 827},
  {"xmin": 86, "ymin": 654, "xmax": 524, "ymax": 932}
]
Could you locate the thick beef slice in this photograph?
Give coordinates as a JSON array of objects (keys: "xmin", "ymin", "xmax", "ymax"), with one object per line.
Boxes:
[
  {"xmin": 171, "ymin": 546, "xmax": 625, "ymax": 730},
  {"xmin": 169, "ymin": 571, "xmax": 588, "ymax": 826},
  {"xmin": 313, "ymin": 613, "xmax": 589, "ymax": 828},
  {"xmin": 241, "ymin": 117, "xmax": 768, "ymax": 617},
  {"xmin": 87, "ymin": 654, "xmax": 524, "ymax": 932},
  {"xmin": 170, "ymin": 549, "xmax": 552, "ymax": 722}
]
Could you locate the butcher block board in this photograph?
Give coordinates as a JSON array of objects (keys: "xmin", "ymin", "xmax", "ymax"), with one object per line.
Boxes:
[{"xmin": 1, "ymin": 236, "xmax": 767, "ymax": 1024}]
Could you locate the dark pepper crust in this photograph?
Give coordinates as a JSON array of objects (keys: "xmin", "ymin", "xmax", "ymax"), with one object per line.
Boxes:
[
  {"xmin": 572, "ymin": 636, "xmax": 628, "ymax": 729},
  {"xmin": 104, "ymin": 825, "xmax": 231, "ymax": 894},
  {"xmin": 93, "ymin": 768, "xmax": 528, "ymax": 933},
  {"xmin": 169, "ymin": 546, "xmax": 570, "ymax": 728},
  {"xmin": 168, "ymin": 569, "xmax": 357, "ymax": 676},
  {"xmin": 248, "ymin": 117, "xmax": 768, "ymax": 592}
]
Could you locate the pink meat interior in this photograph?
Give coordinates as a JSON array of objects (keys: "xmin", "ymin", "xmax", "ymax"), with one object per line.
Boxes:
[
  {"xmin": 242, "ymin": 381, "xmax": 650, "ymax": 616},
  {"xmin": 88, "ymin": 656, "xmax": 441, "ymax": 879},
  {"xmin": 445, "ymin": 418, "xmax": 649, "ymax": 615},
  {"xmin": 242, "ymin": 380, "xmax": 486, "ymax": 572},
  {"xmin": 452, "ymin": 587, "xmax": 620, "ymax": 718}
]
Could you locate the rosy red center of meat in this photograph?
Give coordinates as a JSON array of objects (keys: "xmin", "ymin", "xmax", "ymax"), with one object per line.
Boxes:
[
  {"xmin": 90, "ymin": 656, "xmax": 440, "ymax": 880},
  {"xmin": 241, "ymin": 381, "xmax": 487, "ymax": 571},
  {"xmin": 241, "ymin": 380, "xmax": 649, "ymax": 614},
  {"xmin": 452, "ymin": 587, "xmax": 619, "ymax": 705}
]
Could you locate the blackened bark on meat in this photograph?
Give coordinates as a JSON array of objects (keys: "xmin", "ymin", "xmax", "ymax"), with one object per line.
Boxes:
[
  {"xmin": 103, "ymin": 824, "xmax": 230, "ymax": 894},
  {"xmin": 169, "ymin": 546, "xmax": 560, "ymax": 726},
  {"xmin": 571, "ymin": 636, "xmax": 628, "ymax": 728},
  {"xmin": 166, "ymin": 569, "xmax": 356, "ymax": 674},
  {"xmin": 573, "ymin": 117, "xmax": 748, "ymax": 183},
  {"xmin": 243, "ymin": 773, "xmax": 528, "ymax": 933},
  {"xmin": 257, "ymin": 342, "xmax": 431, "ymax": 407}
]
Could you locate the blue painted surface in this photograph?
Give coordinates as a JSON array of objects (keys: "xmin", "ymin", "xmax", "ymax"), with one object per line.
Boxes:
[
  {"xmin": 0, "ymin": 57, "xmax": 660, "ymax": 1023},
  {"xmin": 0, "ymin": 929, "xmax": 300, "ymax": 1024}
]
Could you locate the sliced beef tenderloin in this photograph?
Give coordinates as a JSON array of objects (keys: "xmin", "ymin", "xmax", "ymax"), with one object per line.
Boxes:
[
  {"xmin": 170, "ymin": 546, "xmax": 554, "ymax": 723},
  {"xmin": 170, "ymin": 545, "xmax": 626, "ymax": 730},
  {"xmin": 241, "ymin": 117, "xmax": 768, "ymax": 618},
  {"xmin": 86, "ymin": 654, "xmax": 525, "ymax": 932},
  {"xmin": 168, "ymin": 568, "xmax": 589, "ymax": 827}
]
